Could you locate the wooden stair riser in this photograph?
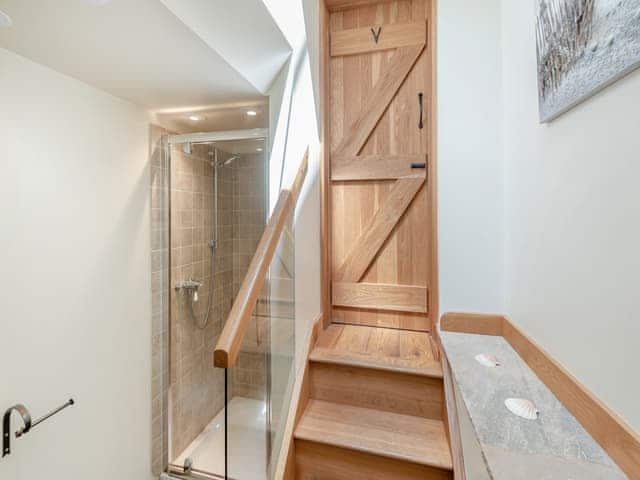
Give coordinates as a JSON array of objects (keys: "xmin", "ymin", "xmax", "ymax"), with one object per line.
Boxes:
[
  {"xmin": 309, "ymin": 361, "xmax": 444, "ymax": 419},
  {"xmin": 295, "ymin": 440, "xmax": 453, "ymax": 480}
]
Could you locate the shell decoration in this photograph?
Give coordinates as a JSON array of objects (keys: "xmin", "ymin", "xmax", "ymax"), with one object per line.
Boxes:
[
  {"xmin": 475, "ymin": 353, "xmax": 500, "ymax": 368},
  {"xmin": 505, "ymin": 398, "xmax": 539, "ymax": 420}
]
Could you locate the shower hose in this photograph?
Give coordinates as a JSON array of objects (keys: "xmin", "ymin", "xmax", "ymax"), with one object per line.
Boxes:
[{"xmin": 187, "ymin": 244, "xmax": 216, "ymax": 330}]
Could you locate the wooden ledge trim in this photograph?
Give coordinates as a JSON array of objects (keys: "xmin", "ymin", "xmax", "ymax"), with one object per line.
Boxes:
[
  {"xmin": 440, "ymin": 312, "xmax": 504, "ymax": 337},
  {"xmin": 442, "ymin": 357, "xmax": 466, "ymax": 480},
  {"xmin": 440, "ymin": 312, "xmax": 640, "ymax": 479}
]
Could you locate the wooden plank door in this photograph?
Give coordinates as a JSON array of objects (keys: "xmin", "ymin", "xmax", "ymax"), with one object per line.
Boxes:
[{"xmin": 328, "ymin": 0, "xmax": 434, "ymax": 331}]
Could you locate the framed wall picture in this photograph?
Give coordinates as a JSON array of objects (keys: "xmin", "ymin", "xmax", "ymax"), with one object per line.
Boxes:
[{"xmin": 536, "ymin": 0, "xmax": 640, "ymax": 122}]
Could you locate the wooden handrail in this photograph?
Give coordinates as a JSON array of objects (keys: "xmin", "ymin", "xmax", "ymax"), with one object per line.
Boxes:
[{"xmin": 214, "ymin": 148, "xmax": 309, "ymax": 368}]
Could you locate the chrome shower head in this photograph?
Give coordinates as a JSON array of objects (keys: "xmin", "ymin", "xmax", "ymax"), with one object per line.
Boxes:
[
  {"xmin": 210, "ymin": 154, "xmax": 239, "ymax": 167},
  {"xmin": 222, "ymin": 155, "xmax": 239, "ymax": 166}
]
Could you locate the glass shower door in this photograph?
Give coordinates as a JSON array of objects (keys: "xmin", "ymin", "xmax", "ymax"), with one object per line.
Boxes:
[
  {"xmin": 166, "ymin": 138, "xmax": 229, "ymax": 480},
  {"xmin": 165, "ymin": 133, "xmax": 271, "ymax": 480},
  {"xmin": 225, "ymin": 206, "xmax": 296, "ymax": 480}
]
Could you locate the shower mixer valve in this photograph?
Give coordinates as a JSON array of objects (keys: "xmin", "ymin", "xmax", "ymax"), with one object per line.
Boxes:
[{"xmin": 175, "ymin": 279, "xmax": 202, "ymax": 302}]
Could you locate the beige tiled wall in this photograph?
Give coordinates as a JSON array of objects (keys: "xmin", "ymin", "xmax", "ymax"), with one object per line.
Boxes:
[
  {"xmin": 150, "ymin": 125, "xmax": 170, "ymax": 476},
  {"xmin": 230, "ymin": 153, "xmax": 268, "ymax": 400},
  {"xmin": 169, "ymin": 143, "xmax": 235, "ymax": 460},
  {"xmin": 231, "ymin": 153, "xmax": 267, "ymax": 295}
]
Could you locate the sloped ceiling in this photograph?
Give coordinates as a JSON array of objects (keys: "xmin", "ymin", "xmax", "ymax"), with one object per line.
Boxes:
[
  {"xmin": 0, "ymin": 0, "xmax": 291, "ymax": 110},
  {"xmin": 159, "ymin": 0, "xmax": 291, "ymax": 95}
]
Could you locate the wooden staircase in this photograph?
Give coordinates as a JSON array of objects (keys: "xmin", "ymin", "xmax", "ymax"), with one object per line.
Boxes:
[{"xmin": 293, "ymin": 324, "xmax": 453, "ymax": 479}]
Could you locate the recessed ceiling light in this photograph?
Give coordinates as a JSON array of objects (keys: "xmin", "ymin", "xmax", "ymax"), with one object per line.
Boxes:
[
  {"xmin": 188, "ymin": 115, "xmax": 202, "ymax": 121},
  {"xmin": 0, "ymin": 10, "xmax": 12, "ymax": 27},
  {"xmin": 256, "ymin": 148, "xmax": 263, "ymax": 152},
  {"xmin": 246, "ymin": 110, "xmax": 257, "ymax": 116}
]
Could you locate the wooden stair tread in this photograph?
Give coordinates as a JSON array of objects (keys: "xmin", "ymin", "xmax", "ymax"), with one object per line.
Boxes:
[
  {"xmin": 310, "ymin": 346, "xmax": 443, "ymax": 378},
  {"xmin": 318, "ymin": 324, "xmax": 436, "ymax": 358},
  {"xmin": 312, "ymin": 324, "xmax": 442, "ymax": 377},
  {"xmin": 294, "ymin": 400, "xmax": 453, "ymax": 471}
]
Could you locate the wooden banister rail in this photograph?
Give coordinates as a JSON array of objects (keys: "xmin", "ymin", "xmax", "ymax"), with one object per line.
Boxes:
[{"xmin": 213, "ymin": 148, "xmax": 309, "ymax": 368}]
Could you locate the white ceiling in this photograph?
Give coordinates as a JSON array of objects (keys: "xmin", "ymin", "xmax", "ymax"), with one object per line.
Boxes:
[
  {"xmin": 154, "ymin": 99, "xmax": 269, "ymax": 134},
  {"xmin": 159, "ymin": 0, "xmax": 292, "ymax": 94},
  {"xmin": 0, "ymin": 0, "xmax": 291, "ymax": 110}
]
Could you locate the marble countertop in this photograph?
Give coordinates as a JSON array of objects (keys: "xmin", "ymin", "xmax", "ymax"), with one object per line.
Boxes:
[{"xmin": 440, "ymin": 331, "xmax": 627, "ymax": 480}]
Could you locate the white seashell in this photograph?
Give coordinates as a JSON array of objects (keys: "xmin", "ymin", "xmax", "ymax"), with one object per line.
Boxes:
[
  {"xmin": 475, "ymin": 353, "xmax": 500, "ymax": 368},
  {"xmin": 505, "ymin": 398, "xmax": 539, "ymax": 420}
]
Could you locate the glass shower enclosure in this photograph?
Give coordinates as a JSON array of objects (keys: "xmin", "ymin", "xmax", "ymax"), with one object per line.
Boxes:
[{"xmin": 157, "ymin": 129, "xmax": 296, "ymax": 480}]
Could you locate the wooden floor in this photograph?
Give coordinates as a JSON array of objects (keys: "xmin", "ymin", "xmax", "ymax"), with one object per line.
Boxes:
[{"xmin": 293, "ymin": 323, "xmax": 453, "ymax": 479}]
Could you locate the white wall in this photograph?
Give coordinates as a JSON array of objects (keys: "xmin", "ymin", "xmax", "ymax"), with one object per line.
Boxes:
[
  {"xmin": 0, "ymin": 48, "xmax": 152, "ymax": 479},
  {"xmin": 302, "ymin": 0, "xmax": 321, "ymax": 129},
  {"xmin": 501, "ymin": 1, "xmax": 640, "ymax": 432},
  {"xmin": 437, "ymin": 0, "xmax": 505, "ymax": 315},
  {"xmin": 266, "ymin": 0, "xmax": 322, "ymax": 365}
]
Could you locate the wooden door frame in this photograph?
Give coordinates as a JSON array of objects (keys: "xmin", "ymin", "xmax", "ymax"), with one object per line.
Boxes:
[{"xmin": 319, "ymin": 0, "xmax": 439, "ymax": 338}]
